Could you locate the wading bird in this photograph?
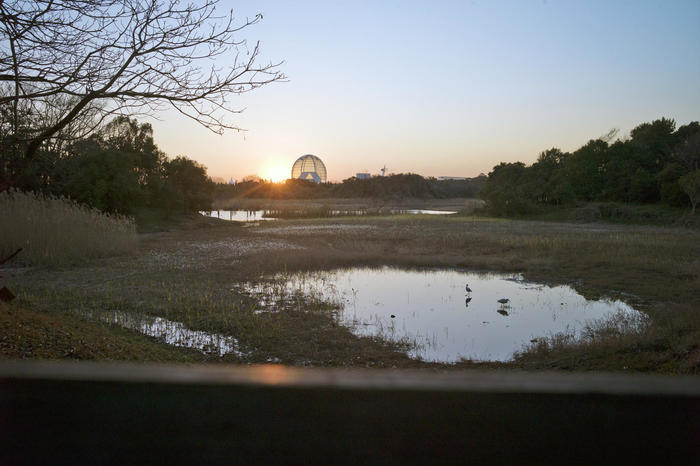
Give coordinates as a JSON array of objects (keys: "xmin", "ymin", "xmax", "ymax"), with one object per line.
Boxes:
[
  {"xmin": 465, "ymin": 284, "xmax": 472, "ymax": 293},
  {"xmin": 497, "ymin": 298, "xmax": 510, "ymax": 305}
]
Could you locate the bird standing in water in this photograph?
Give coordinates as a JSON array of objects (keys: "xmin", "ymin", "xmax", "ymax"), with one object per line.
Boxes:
[{"xmin": 465, "ymin": 284, "xmax": 472, "ymax": 294}]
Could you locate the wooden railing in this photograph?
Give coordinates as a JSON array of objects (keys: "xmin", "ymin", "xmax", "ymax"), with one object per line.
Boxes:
[{"xmin": 1, "ymin": 361, "xmax": 698, "ymax": 464}]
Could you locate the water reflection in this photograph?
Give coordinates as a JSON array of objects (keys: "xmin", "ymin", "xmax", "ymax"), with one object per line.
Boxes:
[
  {"xmin": 241, "ymin": 267, "xmax": 645, "ymax": 363},
  {"xmin": 395, "ymin": 209, "xmax": 457, "ymax": 215},
  {"xmin": 104, "ymin": 310, "xmax": 246, "ymax": 357},
  {"xmin": 201, "ymin": 210, "xmax": 275, "ymax": 221},
  {"xmin": 201, "ymin": 208, "xmax": 457, "ymax": 222}
]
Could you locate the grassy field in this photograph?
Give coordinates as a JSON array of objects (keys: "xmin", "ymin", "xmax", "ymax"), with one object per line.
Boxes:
[{"xmin": 1, "ymin": 203, "xmax": 698, "ymax": 373}]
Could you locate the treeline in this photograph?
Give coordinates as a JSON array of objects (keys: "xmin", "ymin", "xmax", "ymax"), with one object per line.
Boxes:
[
  {"xmin": 481, "ymin": 118, "xmax": 700, "ymax": 215},
  {"xmin": 2, "ymin": 117, "xmax": 214, "ymax": 214},
  {"xmin": 214, "ymin": 174, "xmax": 487, "ymax": 201}
]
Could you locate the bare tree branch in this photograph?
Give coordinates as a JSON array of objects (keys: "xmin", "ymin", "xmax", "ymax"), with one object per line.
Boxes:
[{"xmin": 0, "ymin": 0, "xmax": 285, "ymax": 161}]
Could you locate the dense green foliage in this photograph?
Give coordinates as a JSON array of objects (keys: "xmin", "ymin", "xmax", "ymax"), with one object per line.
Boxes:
[
  {"xmin": 215, "ymin": 174, "xmax": 486, "ymax": 200},
  {"xmin": 1, "ymin": 116, "xmax": 214, "ymax": 214},
  {"xmin": 481, "ymin": 118, "xmax": 700, "ymax": 215}
]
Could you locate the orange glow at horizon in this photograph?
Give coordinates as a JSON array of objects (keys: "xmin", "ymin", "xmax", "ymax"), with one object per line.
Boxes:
[{"xmin": 264, "ymin": 164, "xmax": 289, "ymax": 183}]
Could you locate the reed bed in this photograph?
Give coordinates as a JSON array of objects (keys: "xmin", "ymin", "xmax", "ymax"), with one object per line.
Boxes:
[{"xmin": 0, "ymin": 190, "xmax": 137, "ymax": 266}]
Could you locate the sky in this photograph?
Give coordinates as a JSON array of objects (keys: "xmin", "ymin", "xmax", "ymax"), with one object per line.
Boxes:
[{"xmin": 145, "ymin": 0, "xmax": 700, "ymax": 182}]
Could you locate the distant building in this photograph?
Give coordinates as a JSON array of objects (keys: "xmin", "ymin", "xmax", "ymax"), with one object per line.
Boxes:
[
  {"xmin": 291, "ymin": 154, "xmax": 327, "ymax": 183},
  {"xmin": 438, "ymin": 176, "xmax": 468, "ymax": 181},
  {"xmin": 356, "ymin": 172, "xmax": 371, "ymax": 179}
]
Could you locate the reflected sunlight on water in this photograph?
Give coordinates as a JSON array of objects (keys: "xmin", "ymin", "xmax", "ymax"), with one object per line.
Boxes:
[
  {"xmin": 200, "ymin": 210, "xmax": 275, "ymax": 221},
  {"xmin": 201, "ymin": 209, "xmax": 457, "ymax": 222}
]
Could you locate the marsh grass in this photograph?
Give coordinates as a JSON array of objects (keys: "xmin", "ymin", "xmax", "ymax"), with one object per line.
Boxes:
[
  {"xmin": 510, "ymin": 305, "xmax": 699, "ymax": 372},
  {"xmin": 514, "ymin": 310, "xmax": 651, "ymax": 358},
  {"xmin": 4, "ymin": 209, "xmax": 698, "ymax": 372},
  {"xmin": 0, "ymin": 190, "xmax": 137, "ymax": 266}
]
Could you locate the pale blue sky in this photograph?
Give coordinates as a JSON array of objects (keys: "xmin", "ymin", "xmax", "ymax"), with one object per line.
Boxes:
[{"xmin": 147, "ymin": 0, "xmax": 700, "ymax": 181}]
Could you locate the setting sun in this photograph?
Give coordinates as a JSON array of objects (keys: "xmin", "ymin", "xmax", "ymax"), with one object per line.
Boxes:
[{"xmin": 264, "ymin": 165, "xmax": 289, "ymax": 183}]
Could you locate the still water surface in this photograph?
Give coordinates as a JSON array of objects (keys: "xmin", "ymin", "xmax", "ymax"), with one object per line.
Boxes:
[
  {"xmin": 201, "ymin": 209, "xmax": 457, "ymax": 221},
  {"xmin": 201, "ymin": 210, "xmax": 275, "ymax": 221},
  {"xmin": 244, "ymin": 267, "xmax": 644, "ymax": 362},
  {"xmin": 105, "ymin": 310, "xmax": 246, "ymax": 357}
]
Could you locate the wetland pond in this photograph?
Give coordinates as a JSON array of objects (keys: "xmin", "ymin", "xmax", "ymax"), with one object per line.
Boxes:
[{"xmin": 240, "ymin": 267, "xmax": 645, "ymax": 363}]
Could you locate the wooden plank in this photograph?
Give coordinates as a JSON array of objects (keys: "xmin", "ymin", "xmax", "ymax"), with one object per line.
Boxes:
[{"xmin": 1, "ymin": 361, "xmax": 698, "ymax": 465}]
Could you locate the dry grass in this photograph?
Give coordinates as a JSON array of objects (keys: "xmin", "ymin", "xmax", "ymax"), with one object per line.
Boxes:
[{"xmin": 0, "ymin": 190, "xmax": 137, "ymax": 266}]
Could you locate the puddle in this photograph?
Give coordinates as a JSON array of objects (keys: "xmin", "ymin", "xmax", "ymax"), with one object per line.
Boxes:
[
  {"xmin": 239, "ymin": 267, "xmax": 645, "ymax": 362},
  {"xmin": 201, "ymin": 210, "xmax": 276, "ymax": 221},
  {"xmin": 104, "ymin": 310, "xmax": 247, "ymax": 357}
]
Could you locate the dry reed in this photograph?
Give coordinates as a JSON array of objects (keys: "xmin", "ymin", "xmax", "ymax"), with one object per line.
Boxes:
[{"xmin": 0, "ymin": 190, "xmax": 137, "ymax": 266}]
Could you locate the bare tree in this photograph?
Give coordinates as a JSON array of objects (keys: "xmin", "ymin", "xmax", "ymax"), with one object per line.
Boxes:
[
  {"xmin": 598, "ymin": 127, "xmax": 619, "ymax": 144},
  {"xmin": 0, "ymin": 0, "xmax": 284, "ymax": 162}
]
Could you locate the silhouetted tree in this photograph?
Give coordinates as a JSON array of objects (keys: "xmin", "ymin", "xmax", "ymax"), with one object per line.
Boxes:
[
  {"xmin": 678, "ymin": 170, "xmax": 700, "ymax": 214},
  {"xmin": 165, "ymin": 156, "xmax": 214, "ymax": 212},
  {"xmin": 60, "ymin": 140, "xmax": 145, "ymax": 213},
  {"xmin": 672, "ymin": 130, "xmax": 700, "ymax": 172},
  {"xmin": 480, "ymin": 117, "xmax": 700, "ymax": 213},
  {"xmin": 481, "ymin": 162, "xmax": 534, "ymax": 215}
]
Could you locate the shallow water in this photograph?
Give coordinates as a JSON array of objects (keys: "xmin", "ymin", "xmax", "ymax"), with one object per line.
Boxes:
[
  {"xmin": 105, "ymin": 310, "xmax": 246, "ymax": 357},
  {"xmin": 201, "ymin": 208, "xmax": 456, "ymax": 221},
  {"xmin": 242, "ymin": 267, "xmax": 644, "ymax": 362},
  {"xmin": 201, "ymin": 210, "xmax": 275, "ymax": 221},
  {"xmin": 394, "ymin": 209, "xmax": 457, "ymax": 215}
]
